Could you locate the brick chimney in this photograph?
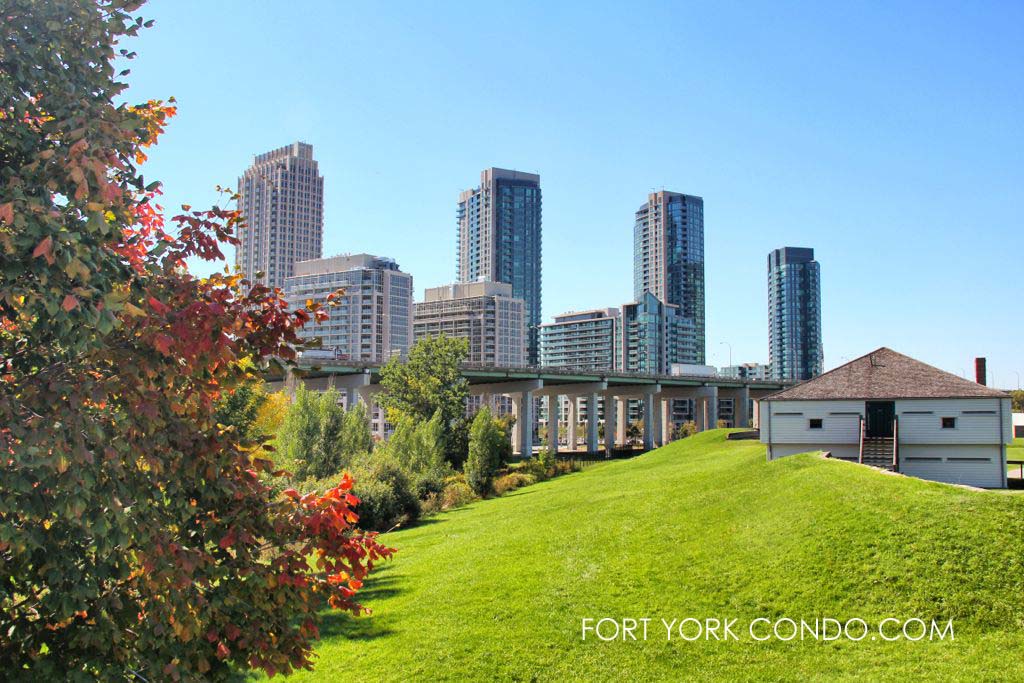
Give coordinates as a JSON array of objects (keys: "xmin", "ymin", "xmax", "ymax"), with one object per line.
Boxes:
[{"xmin": 975, "ymin": 357, "xmax": 987, "ymax": 386}]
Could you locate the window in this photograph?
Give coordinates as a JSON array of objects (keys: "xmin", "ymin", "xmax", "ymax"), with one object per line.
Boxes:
[
  {"xmin": 941, "ymin": 417, "xmax": 956, "ymax": 429},
  {"xmin": 809, "ymin": 418, "xmax": 823, "ymax": 429}
]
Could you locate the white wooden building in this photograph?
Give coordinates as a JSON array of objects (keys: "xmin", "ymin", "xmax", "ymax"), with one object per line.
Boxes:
[{"xmin": 760, "ymin": 348, "xmax": 1013, "ymax": 488}]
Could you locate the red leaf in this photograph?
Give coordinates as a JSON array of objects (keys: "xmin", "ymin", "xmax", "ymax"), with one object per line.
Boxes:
[
  {"xmin": 32, "ymin": 235, "xmax": 55, "ymax": 265},
  {"xmin": 218, "ymin": 528, "xmax": 236, "ymax": 550},
  {"xmin": 147, "ymin": 296, "xmax": 170, "ymax": 315},
  {"xmin": 0, "ymin": 203, "xmax": 12, "ymax": 225},
  {"xmin": 216, "ymin": 641, "xmax": 230, "ymax": 659},
  {"xmin": 153, "ymin": 334, "xmax": 174, "ymax": 356},
  {"xmin": 61, "ymin": 295, "xmax": 79, "ymax": 312}
]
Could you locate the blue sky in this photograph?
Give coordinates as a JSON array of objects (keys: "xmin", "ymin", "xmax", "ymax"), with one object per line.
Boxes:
[{"xmin": 128, "ymin": 0, "xmax": 1023, "ymax": 385}]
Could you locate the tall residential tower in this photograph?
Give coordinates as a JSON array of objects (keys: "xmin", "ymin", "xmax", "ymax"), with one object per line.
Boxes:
[
  {"xmin": 457, "ymin": 168, "xmax": 542, "ymax": 364},
  {"xmin": 633, "ymin": 191, "xmax": 705, "ymax": 363},
  {"xmin": 768, "ymin": 247, "xmax": 823, "ymax": 381},
  {"xmin": 237, "ymin": 142, "xmax": 324, "ymax": 291}
]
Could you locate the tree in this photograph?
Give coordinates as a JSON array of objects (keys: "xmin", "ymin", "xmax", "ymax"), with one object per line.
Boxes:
[
  {"xmin": 379, "ymin": 335, "xmax": 469, "ymax": 465},
  {"xmin": 214, "ymin": 374, "xmax": 269, "ymax": 445},
  {"xmin": 378, "ymin": 410, "xmax": 450, "ymax": 498},
  {"xmin": 465, "ymin": 407, "xmax": 504, "ymax": 495},
  {"xmin": 340, "ymin": 400, "xmax": 373, "ymax": 456},
  {"xmin": 0, "ymin": 2, "xmax": 392, "ymax": 678},
  {"xmin": 278, "ymin": 386, "xmax": 370, "ymax": 481},
  {"xmin": 1010, "ymin": 390, "xmax": 1024, "ymax": 413},
  {"xmin": 255, "ymin": 390, "xmax": 290, "ymax": 441}
]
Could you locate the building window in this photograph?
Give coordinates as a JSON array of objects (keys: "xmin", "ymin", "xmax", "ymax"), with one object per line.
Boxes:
[
  {"xmin": 809, "ymin": 418, "xmax": 823, "ymax": 429},
  {"xmin": 941, "ymin": 417, "xmax": 956, "ymax": 429}
]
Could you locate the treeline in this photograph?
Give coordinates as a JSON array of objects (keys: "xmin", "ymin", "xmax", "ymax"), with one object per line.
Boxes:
[{"xmin": 221, "ymin": 336, "xmax": 579, "ymax": 532}]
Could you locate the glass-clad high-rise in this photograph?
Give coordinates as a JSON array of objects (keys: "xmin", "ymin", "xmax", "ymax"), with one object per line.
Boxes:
[
  {"xmin": 457, "ymin": 168, "xmax": 542, "ymax": 364},
  {"xmin": 768, "ymin": 247, "xmax": 823, "ymax": 381},
  {"xmin": 633, "ymin": 191, "xmax": 704, "ymax": 363}
]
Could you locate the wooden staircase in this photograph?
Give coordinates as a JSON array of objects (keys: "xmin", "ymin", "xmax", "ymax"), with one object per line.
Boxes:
[{"xmin": 861, "ymin": 436, "xmax": 896, "ymax": 471}]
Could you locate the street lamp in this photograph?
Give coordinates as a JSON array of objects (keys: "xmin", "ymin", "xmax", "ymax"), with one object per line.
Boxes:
[{"xmin": 719, "ymin": 341, "xmax": 732, "ymax": 369}]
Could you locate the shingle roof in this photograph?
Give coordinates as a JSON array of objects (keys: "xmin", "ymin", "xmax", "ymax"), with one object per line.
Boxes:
[{"xmin": 763, "ymin": 348, "xmax": 1008, "ymax": 401}]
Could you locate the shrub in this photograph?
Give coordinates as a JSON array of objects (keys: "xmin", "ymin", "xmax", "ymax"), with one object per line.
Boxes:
[
  {"xmin": 678, "ymin": 420, "xmax": 699, "ymax": 439},
  {"xmin": 554, "ymin": 460, "xmax": 581, "ymax": 476},
  {"xmin": 539, "ymin": 446, "xmax": 557, "ymax": 474},
  {"xmin": 513, "ymin": 458, "xmax": 549, "ymax": 482},
  {"xmin": 493, "ymin": 472, "xmax": 537, "ymax": 495},
  {"xmin": 440, "ymin": 479, "xmax": 478, "ymax": 510},
  {"xmin": 348, "ymin": 453, "xmax": 420, "ymax": 532},
  {"xmin": 716, "ymin": 419, "xmax": 729, "ymax": 429},
  {"xmin": 465, "ymin": 407, "xmax": 504, "ymax": 495}
]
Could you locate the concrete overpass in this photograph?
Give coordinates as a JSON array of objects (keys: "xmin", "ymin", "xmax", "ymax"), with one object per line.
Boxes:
[{"xmin": 266, "ymin": 361, "xmax": 792, "ymax": 457}]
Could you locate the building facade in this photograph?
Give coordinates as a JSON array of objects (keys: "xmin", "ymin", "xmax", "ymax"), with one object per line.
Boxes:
[
  {"xmin": 457, "ymin": 168, "xmax": 542, "ymax": 364},
  {"xmin": 761, "ymin": 348, "xmax": 1012, "ymax": 488},
  {"xmin": 414, "ymin": 281, "xmax": 526, "ymax": 368},
  {"xmin": 283, "ymin": 254, "xmax": 413, "ymax": 363},
  {"xmin": 539, "ymin": 308, "xmax": 620, "ymax": 371},
  {"xmin": 633, "ymin": 191, "xmax": 705, "ymax": 363},
  {"xmin": 617, "ymin": 292, "xmax": 697, "ymax": 374},
  {"xmin": 720, "ymin": 363, "xmax": 772, "ymax": 381},
  {"xmin": 237, "ymin": 142, "xmax": 324, "ymax": 291},
  {"xmin": 768, "ymin": 247, "xmax": 823, "ymax": 381}
]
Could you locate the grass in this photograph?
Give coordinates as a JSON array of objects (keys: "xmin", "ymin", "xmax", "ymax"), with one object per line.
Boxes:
[
  {"xmin": 287, "ymin": 430, "xmax": 1024, "ymax": 682},
  {"xmin": 1009, "ymin": 439, "xmax": 1024, "ymax": 481}
]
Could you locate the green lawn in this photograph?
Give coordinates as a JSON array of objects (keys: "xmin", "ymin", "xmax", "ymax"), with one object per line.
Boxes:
[
  {"xmin": 288, "ymin": 430, "xmax": 1024, "ymax": 682},
  {"xmin": 1009, "ymin": 439, "xmax": 1024, "ymax": 479}
]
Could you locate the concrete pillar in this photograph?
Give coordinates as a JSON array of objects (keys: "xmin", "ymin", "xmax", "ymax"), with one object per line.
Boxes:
[
  {"xmin": 736, "ymin": 387, "xmax": 751, "ymax": 428},
  {"xmin": 616, "ymin": 398, "xmax": 627, "ymax": 445},
  {"xmin": 660, "ymin": 398, "xmax": 671, "ymax": 445},
  {"xmin": 567, "ymin": 398, "xmax": 577, "ymax": 452},
  {"xmin": 652, "ymin": 396, "xmax": 663, "ymax": 447},
  {"xmin": 517, "ymin": 390, "xmax": 534, "ymax": 457},
  {"xmin": 586, "ymin": 393, "xmax": 600, "ymax": 454},
  {"xmin": 510, "ymin": 397, "xmax": 520, "ymax": 454},
  {"xmin": 605, "ymin": 394, "xmax": 617, "ymax": 455},
  {"xmin": 548, "ymin": 395, "xmax": 560, "ymax": 453},
  {"xmin": 643, "ymin": 392, "xmax": 655, "ymax": 450},
  {"xmin": 707, "ymin": 388, "xmax": 719, "ymax": 429},
  {"xmin": 694, "ymin": 387, "xmax": 719, "ymax": 431}
]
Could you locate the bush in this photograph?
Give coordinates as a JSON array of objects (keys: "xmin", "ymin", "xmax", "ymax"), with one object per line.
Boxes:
[
  {"xmin": 539, "ymin": 447, "xmax": 556, "ymax": 474},
  {"xmin": 348, "ymin": 453, "xmax": 420, "ymax": 532},
  {"xmin": 677, "ymin": 420, "xmax": 699, "ymax": 439},
  {"xmin": 512, "ymin": 458, "xmax": 549, "ymax": 482},
  {"xmin": 493, "ymin": 472, "xmax": 537, "ymax": 495},
  {"xmin": 554, "ymin": 460, "xmax": 580, "ymax": 476},
  {"xmin": 465, "ymin": 407, "xmax": 504, "ymax": 495},
  {"xmin": 440, "ymin": 478, "xmax": 478, "ymax": 510}
]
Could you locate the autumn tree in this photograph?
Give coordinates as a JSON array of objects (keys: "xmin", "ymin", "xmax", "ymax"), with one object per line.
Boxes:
[{"xmin": 0, "ymin": 1, "xmax": 391, "ymax": 679}]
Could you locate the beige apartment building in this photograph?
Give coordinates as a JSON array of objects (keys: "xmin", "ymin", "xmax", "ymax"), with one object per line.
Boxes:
[
  {"xmin": 413, "ymin": 281, "xmax": 526, "ymax": 368},
  {"xmin": 283, "ymin": 254, "xmax": 413, "ymax": 363},
  {"xmin": 237, "ymin": 142, "xmax": 324, "ymax": 291}
]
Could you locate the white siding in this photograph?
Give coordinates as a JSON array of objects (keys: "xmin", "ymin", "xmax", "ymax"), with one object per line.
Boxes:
[
  {"xmin": 900, "ymin": 444, "xmax": 1003, "ymax": 488},
  {"xmin": 896, "ymin": 398, "xmax": 1010, "ymax": 445},
  {"xmin": 763, "ymin": 397, "xmax": 1010, "ymax": 487},
  {"xmin": 770, "ymin": 443, "xmax": 859, "ymax": 461},
  {"xmin": 761, "ymin": 400, "xmax": 863, "ymax": 445}
]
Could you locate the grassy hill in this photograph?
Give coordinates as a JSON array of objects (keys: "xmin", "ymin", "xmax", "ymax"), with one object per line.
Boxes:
[{"xmin": 289, "ymin": 430, "xmax": 1024, "ymax": 682}]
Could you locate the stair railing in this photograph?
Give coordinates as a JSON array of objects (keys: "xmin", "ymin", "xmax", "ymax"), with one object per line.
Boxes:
[
  {"xmin": 892, "ymin": 415, "xmax": 899, "ymax": 472},
  {"xmin": 858, "ymin": 415, "xmax": 865, "ymax": 464}
]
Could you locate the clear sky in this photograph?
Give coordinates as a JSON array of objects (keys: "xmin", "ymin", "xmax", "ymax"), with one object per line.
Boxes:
[{"xmin": 127, "ymin": 0, "xmax": 1023, "ymax": 386}]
